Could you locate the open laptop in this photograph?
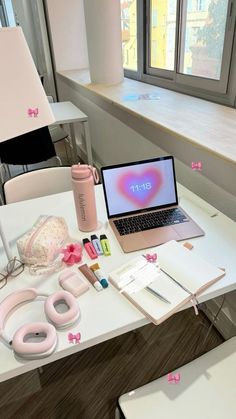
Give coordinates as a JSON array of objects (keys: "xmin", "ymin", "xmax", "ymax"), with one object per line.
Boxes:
[{"xmin": 101, "ymin": 156, "xmax": 204, "ymax": 253}]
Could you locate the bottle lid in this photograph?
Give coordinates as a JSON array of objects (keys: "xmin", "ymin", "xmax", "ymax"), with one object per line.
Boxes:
[
  {"xmin": 100, "ymin": 278, "xmax": 109, "ymax": 289},
  {"xmin": 71, "ymin": 164, "xmax": 100, "ymax": 184},
  {"xmin": 71, "ymin": 164, "xmax": 91, "ymax": 179}
]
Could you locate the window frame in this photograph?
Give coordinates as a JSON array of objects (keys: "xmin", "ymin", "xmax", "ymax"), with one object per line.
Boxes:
[
  {"xmin": 123, "ymin": 0, "xmax": 236, "ymax": 107},
  {"xmin": 0, "ymin": 0, "xmax": 8, "ymax": 26},
  {"xmin": 0, "ymin": 0, "xmax": 15, "ymax": 27},
  {"xmin": 175, "ymin": 0, "xmax": 235, "ymax": 93}
]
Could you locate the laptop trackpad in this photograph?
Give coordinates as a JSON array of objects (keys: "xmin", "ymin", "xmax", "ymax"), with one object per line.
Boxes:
[{"xmin": 121, "ymin": 227, "xmax": 180, "ymax": 252}]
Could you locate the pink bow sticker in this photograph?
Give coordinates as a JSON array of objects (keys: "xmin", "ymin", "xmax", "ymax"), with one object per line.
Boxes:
[
  {"xmin": 117, "ymin": 169, "xmax": 163, "ymax": 207},
  {"xmin": 28, "ymin": 108, "xmax": 39, "ymax": 117},
  {"xmin": 191, "ymin": 161, "xmax": 202, "ymax": 171},
  {"xmin": 144, "ymin": 253, "xmax": 157, "ymax": 263},
  {"xmin": 68, "ymin": 332, "xmax": 81, "ymax": 344},
  {"xmin": 168, "ymin": 372, "xmax": 180, "ymax": 384}
]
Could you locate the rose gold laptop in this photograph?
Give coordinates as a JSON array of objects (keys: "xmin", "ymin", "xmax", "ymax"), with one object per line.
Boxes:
[{"xmin": 101, "ymin": 156, "xmax": 204, "ymax": 253}]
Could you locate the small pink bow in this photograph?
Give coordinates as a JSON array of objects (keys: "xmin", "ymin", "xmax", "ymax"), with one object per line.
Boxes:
[
  {"xmin": 168, "ymin": 372, "xmax": 180, "ymax": 384},
  {"xmin": 144, "ymin": 253, "xmax": 157, "ymax": 263},
  {"xmin": 28, "ymin": 107, "xmax": 39, "ymax": 117},
  {"xmin": 61, "ymin": 243, "xmax": 83, "ymax": 265},
  {"xmin": 68, "ymin": 332, "xmax": 81, "ymax": 344},
  {"xmin": 191, "ymin": 161, "xmax": 202, "ymax": 171}
]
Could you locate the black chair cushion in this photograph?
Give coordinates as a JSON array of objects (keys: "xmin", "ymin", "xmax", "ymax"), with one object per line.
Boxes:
[{"xmin": 0, "ymin": 126, "xmax": 56, "ymax": 165}]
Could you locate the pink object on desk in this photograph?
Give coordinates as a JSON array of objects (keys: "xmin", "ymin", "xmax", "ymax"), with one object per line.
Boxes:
[
  {"xmin": 83, "ymin": 238, "xmax": 97, "ymax": 259},
  {"xmin": 71, "ymin": 164, "xmax": 99, "ymax": 232},
  {"xmin": 60, "ymin": 243, "xmax": 83, "ymax": 265},
  {"xmin": 59, "ymin": 270, "xmax": 90, "ymax": 297}
]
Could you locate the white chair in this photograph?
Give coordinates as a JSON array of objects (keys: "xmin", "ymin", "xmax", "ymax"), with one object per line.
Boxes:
[
  {"xmin": 3, "ymin": 166, "xmax": 72, "ymax": 204},
  {"xmin": 117, "ymin": 337, "xmax": 236, "ymax": 419}
]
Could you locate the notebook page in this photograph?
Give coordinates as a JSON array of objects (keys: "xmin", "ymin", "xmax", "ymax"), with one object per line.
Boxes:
[
  {"xmin": 157, "ymin": 241, "xmax": 224, "ymax": 294},
  {"xmin": 128, "ymin": 271, "xmax": 190, "ymax": 324},
  {"xmin": 109, "ymin": 257, "xmax": 190, "ymax": 324}
]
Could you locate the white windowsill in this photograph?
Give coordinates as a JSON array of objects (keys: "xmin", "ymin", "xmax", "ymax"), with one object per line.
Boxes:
[{"xmin": 57, "ymin": 69, "xmax": 236, "ymax": 165}]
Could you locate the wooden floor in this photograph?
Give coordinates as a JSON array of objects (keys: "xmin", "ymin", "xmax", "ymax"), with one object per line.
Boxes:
[{"xmin": 0, "ymin": 308, "xmax": 223, "ymax": 419}]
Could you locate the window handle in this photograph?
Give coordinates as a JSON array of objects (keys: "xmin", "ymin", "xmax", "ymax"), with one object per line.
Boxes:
[{"xmin": 227, "ymin": 1, "xmax": 234, "ymax": 31}]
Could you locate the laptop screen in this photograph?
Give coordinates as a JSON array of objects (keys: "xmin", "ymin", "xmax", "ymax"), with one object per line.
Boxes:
[{"xmin": 101, "ymin": 156, "xmax": 178, "ymax": 218}]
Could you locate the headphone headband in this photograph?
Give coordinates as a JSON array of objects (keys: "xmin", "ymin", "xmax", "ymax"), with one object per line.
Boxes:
[{"xmin": 0, "ymin": 288, "xmax": 39, "ymax": 336}]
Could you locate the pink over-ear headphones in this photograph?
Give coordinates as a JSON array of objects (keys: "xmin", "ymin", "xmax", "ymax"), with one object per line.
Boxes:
[{"xmin": 0, "ymin": 288, "xmax": 80, "ymax": 359}]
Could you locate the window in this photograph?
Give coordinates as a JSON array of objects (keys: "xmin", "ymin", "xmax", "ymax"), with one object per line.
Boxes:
[
  {"xmin": 120, "ymin": 0, "xmax": 236, "ymax": 104},
  {"xmin": 0, "ymin": 0, "xmax": 15, "ymax": 27},
  {"xmin": 149, "ymin": 0, "xmax": 177, "ymax": 71},
  {"xmin": 152, "ymin": 8, "xmax": 158, "ymax": 27},
  {"xmin": 120, "ymin": 0, "xmax": 137, "ymax": 71}
]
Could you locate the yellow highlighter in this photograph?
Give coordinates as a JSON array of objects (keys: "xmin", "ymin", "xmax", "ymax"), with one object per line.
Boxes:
[{"xmin": 100, "ymin": 234, "xmax": 111, "ymax": 256}]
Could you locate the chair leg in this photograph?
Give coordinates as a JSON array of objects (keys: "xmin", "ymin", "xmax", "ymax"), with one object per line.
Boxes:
[
  {"xmin": 0, "ymin": 164, "xmax": 5, "ymax": 184},
  {"xmin": 55, "ymin": 155, "xmax": 62, "ymax": 166},
  {"xmin": 5, "ymin": 164, "xmax": 11, "ymax": 179},
  {"xmin": 0, "ymin": 193, "xmax": 4, "ymax": 205},
  {"xmin": 64, "ymin": 137, "xmax": 73, "ymax": 165}
]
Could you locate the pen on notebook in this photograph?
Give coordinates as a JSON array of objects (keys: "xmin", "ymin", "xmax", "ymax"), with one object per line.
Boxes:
[
  {"xmin": 145, "ymin": 286, "xmax": 171, "ymax": 304},
  {"xmin": 160, "ymin": 268, "xmax": 192, "ymax": 295}
]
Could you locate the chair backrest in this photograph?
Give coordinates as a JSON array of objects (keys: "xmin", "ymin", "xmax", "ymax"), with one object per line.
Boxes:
[
  {"xmin": 0, "ymin": 126, "xmax": 56, "ymax": 165},
  {"xmin": 3, "ymin": 166, "xmax": 72, "ymax": 204}
]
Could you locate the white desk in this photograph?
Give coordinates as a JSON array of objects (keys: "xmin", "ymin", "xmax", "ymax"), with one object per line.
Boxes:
[
  {"xmin": 0, "ymin": 184, "xmax": 236, "ymax": 383},
  {"xmin": 50, "ymin": 101, "xmax": 93, "ymax": 165}
]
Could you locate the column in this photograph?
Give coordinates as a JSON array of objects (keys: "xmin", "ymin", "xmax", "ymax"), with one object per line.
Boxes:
[{"xmin": 84, "ymin": 0, "xmax": 124, "ymax": 85}]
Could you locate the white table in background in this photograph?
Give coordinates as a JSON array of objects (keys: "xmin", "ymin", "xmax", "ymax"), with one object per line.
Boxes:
[
  {"xmin": 50, "ymin": 101, "xmax": 93, "ymax": 165},
  {"xmin": 0, "ymin": 184, "xmax": 236, "ymax": 383}
]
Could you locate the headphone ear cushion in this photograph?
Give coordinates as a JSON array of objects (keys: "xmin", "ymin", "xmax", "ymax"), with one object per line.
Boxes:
[
  {"xmin": 45, "ymin": 290, "xmax": 80, "ymax": 328},
  {"xmin": 12, "ymin": 322, "xmax": 57, "ymax": 358}
]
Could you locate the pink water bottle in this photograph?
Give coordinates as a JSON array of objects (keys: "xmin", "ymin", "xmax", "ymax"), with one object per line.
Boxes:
[{"xmin": 71, "ymin": 164, "xmax": 99, "ymax": 232}]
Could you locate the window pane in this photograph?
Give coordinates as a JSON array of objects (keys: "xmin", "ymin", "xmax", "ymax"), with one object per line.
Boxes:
[
  {"xmin": 4, "ymin": 0, "xmax": 16, "ymax": 26},
  {"xmin": 150, "ymin": 0, "xmax": 177, "ymax": 70},
  {"xmin": 180, "ymin": 0, "xmax": 228, "ymax": 79},
  {"xmin": 120, "ymin": 0, "xmax": 137, "ymax": 71}
]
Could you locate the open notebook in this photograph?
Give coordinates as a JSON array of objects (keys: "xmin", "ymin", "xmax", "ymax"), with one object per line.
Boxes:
[{"xmin": 109, "ymin": 240, "xmax": 225, "ymax": 325}]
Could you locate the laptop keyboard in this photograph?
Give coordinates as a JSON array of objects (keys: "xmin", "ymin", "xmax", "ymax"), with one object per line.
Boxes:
[{"xmin": 114, "ymin": 208, "xmax": 189, "ymax": 236}]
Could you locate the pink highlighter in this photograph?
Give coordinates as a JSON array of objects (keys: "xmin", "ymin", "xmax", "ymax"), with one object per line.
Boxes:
[{"xmin": 82, "ymin": 238, "xmax": 98, "ymax": 259}]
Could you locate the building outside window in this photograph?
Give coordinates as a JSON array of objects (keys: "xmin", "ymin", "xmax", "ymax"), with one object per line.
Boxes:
[
  {"xmin": 120, "ymin": 0, "xmax": 137, "ymax": 71},
  {"xmin": 120, "ymin": 0, "xmax": 236, "ymax": 105}
]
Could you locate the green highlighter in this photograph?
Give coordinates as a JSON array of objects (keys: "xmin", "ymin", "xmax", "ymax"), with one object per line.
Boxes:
[{"xmin": 100, "ymin": 234, "xmax": 111, "ymax": 256}]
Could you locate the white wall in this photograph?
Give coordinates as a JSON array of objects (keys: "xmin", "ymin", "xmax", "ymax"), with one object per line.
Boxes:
[{"xmin": 45, "ymin": 0, "xmax": 88, "ymax": 71}]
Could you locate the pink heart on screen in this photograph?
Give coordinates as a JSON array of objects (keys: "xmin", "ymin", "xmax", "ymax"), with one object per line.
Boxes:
[{"xmin": 118, "ymin": 168, "xmax": 163, "ymax": 207}]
